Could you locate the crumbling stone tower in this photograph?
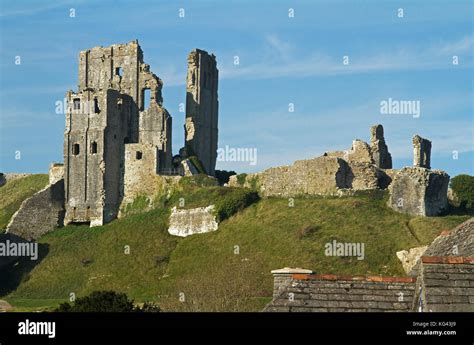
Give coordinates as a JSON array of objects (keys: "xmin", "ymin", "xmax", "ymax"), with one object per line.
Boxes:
[
  {"xmin": 370, "ymin": 124, "xmax": 392, "ymax": 169},
  {"xmin": 64, "ymin": 41, "xmax": 172, "ymax": 226},
  {"xmin": 184, "ymin": 49, "xmax": 219, "ymax": 176},
  {"xmin": 413, "ymin": 135, "xmax": 431, "ymax": 169}
]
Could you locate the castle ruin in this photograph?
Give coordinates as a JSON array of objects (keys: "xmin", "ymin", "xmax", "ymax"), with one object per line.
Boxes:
[
  {"xmin": 183, "ymin": 49, "xmax": 219, "ymax": 176},
  {"xmin": 413, "ymin": 135, "xmax": 432, "ymax": 169},
  {"xmin": 63, "ymin": 41, "xmax": 218, "ymax": 226}
]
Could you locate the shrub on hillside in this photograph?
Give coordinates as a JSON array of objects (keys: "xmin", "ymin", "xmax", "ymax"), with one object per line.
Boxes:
[
  {"xmin": 215, "ymin": 170, "xmax": 237, "ymax": 185},
  {"xmin": 236, "ymin": 173, "xmax": 247, "ymax": 186},
  {"xmin": 450, "ymin": 174, "xmax": 474, "ymax": 209},
  {"xmin": 55, "ymin": 290, "xmax": 160, "ymax": 312},
  {"xmin": 214, "ymin": 189, "xmax": 259, "ymax": 222}
]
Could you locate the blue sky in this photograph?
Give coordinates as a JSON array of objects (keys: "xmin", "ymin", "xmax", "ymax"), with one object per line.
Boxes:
[{"xmin": 0, "ymin": 0, "xmax": 473, "ymax": 177}]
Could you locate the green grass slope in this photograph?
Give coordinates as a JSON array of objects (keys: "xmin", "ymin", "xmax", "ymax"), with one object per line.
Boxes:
[
  {"xmin": 1, "ymin": 187, "xmax": 469, "ymax": 312},
  {"xmin": 0, "ymin": 174, "xmax": 48, "ymax": 231}
]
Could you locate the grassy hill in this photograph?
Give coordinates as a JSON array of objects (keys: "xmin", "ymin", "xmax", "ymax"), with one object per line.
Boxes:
[{"xmin": 0, "ymin": 174, "xmax": 470, "ymax": 311}]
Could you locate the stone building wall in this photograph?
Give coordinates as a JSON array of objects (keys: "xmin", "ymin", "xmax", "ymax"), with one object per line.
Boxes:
[{"xmin": 185, "ymin": 49, "xmax": 219, "ymax": 176}]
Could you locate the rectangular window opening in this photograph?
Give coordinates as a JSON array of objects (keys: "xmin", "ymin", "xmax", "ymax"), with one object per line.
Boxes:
[
  {"xmin": 143, "ymin": 89, "xmax": 151, "ymax": 110},
  {"xmin": 72, "ymin": 143, "xmax": 80, "ymax": 156},
  {"xmin": 91, "ymin": 141, "xmax": 97, "ymax": 154},
  {"xmin": 73, "ymin": 98, "xmax": 81, "ymax": 110}
]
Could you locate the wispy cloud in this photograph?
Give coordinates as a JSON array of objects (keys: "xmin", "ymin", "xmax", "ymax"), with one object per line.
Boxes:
[{"xmin": 218, "ymin": 35, "xmax": 474, "ymax": 81}]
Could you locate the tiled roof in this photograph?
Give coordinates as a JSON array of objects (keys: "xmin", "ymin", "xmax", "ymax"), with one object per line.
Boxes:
[
  {"xmin": 424, "ymin": 218, "xmax": 474, "ymax": 257},
  {"xmin": 414, "ymin": 256, "xmax": 474, "ymax": 312},
  {"xmin": 263, "ymin": 273, "xmax": 415, "ymax": 312}
]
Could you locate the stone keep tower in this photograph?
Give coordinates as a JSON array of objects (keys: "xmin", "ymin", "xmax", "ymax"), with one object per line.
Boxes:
[
  {"xmin": 184, "ymin": 49, "xmax": 219, "ymax": 176},
  {"xmin": 64, "ymin": 41, "xmax": 172, "ymax": 226}
]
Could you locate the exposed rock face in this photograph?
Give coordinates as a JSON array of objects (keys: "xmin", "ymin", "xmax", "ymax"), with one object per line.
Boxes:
[
  {"xmin": 387, "ymin": 167, "xmax": 449, "ymax": 216},
  {"xmin": 0, "ymin": 173, "xmax": 5, "ymax": 187},
  {"xmin": 6, "ymin": 179, "xmax": 65, "ymax": 240},
  {"xmin": 168, "ymin": 205, "xmax": 218, "ymax": 237},
  {"xmin": 185, "ymin": 49, "xmax": 219, "ymax": 176},
  {"xmin": 396, "ymin": 246, "xmax": 428, "ymax": 275},
  {"xmin": 413, "ymin": 135, "xmax": 431, "ymax": 169},
  {"xmin": 370, "ymin": 124, "xmax": 392, "ymax": 169}
]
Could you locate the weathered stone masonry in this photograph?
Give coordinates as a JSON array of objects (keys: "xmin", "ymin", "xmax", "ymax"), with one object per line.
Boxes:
[
  {"xmin": 63, "ymin": 41, "xmax": 218, "ymax": 227},
  {"xmin": 184, "ymin": 49, "xmax": 219, "ymax": 176}
]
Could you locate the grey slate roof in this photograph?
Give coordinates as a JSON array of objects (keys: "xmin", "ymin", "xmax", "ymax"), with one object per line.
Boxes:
[
  {"xmin": 414, "ymin": 257, "xmax": 474, "ymax": 312},
  {"xmin": 263, "ymin": 274, "xmax": 416, "ymax": 312},
  {"xmin": 424, "ymin": 218, "xmax": 474, "ymax": 257}
]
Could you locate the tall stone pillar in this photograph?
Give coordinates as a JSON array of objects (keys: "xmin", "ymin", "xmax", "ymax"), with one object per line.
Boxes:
[
  {"xmin": 184, "ymin": 49, "xmax": 219, "ymax": 176},
  {"xmin": 370, "ymin": 124, "xmax": 392, "ymax": 169},
  {"xmin": 413, "ymin": 135, "xmax": 431, "ymax": 169}
]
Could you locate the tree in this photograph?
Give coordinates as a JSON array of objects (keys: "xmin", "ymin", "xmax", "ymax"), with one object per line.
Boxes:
[
  {"xmin": 450, "ymin": 174, "xmax": 474, "ymax": 209},
  {"xmin": 55, "ymin": 290, "xmax": 160, "ymax": 312}
]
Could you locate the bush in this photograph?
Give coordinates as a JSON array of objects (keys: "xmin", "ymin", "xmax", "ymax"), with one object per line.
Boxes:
[
  {"xmin": 55, "ymin": 290, "xmax": 160, "ymax": 312},
  {"xmin": 450, "ymin": 174, "xmax": 474, "ymax": 209},
  {"xmin": 214, "ymin": 189, "xmax": 259, "ymax": 222},
  {"xmin": 236, "ymin": 173, "xmax": 247, "ymax": 186},
  {"xmin": 215, "ymin": 170, "xmax": 237, "ymax": 185}
]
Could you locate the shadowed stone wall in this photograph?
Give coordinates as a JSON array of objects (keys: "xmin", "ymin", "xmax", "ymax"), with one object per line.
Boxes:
[{"xmin": 6, "ymin": 179, "xmax": 65, "ymax": 240}]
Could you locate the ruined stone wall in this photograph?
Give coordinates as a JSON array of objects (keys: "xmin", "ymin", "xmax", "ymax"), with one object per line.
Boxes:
[
  {"xmin": 139, "ymin": 104, "xmax": 172, "ymax": 170},
  {"xmin": 387, "ymin": 167, "xmax": 449, "ymax": 216},
  {"xmin": 185, "ymin": 49, "xmax": 218, "ymax": 176},
  {"xmin": 229, "ymin": 156, "xmax": 350, "ymax": 197},
  {"xmin": 6, "ymin": 179, "xmax": 65, "ymax": 240},
  {"xmin": 413, "ymin": 135, "xmax": 431, "ymax": 169},
  {"xmin": 370, "ymin": 124, "xmax": 392, "ymax": 169},
  {"xmin": 77, "ymin": 40, "xmax": 172, "ymax": 167}
]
